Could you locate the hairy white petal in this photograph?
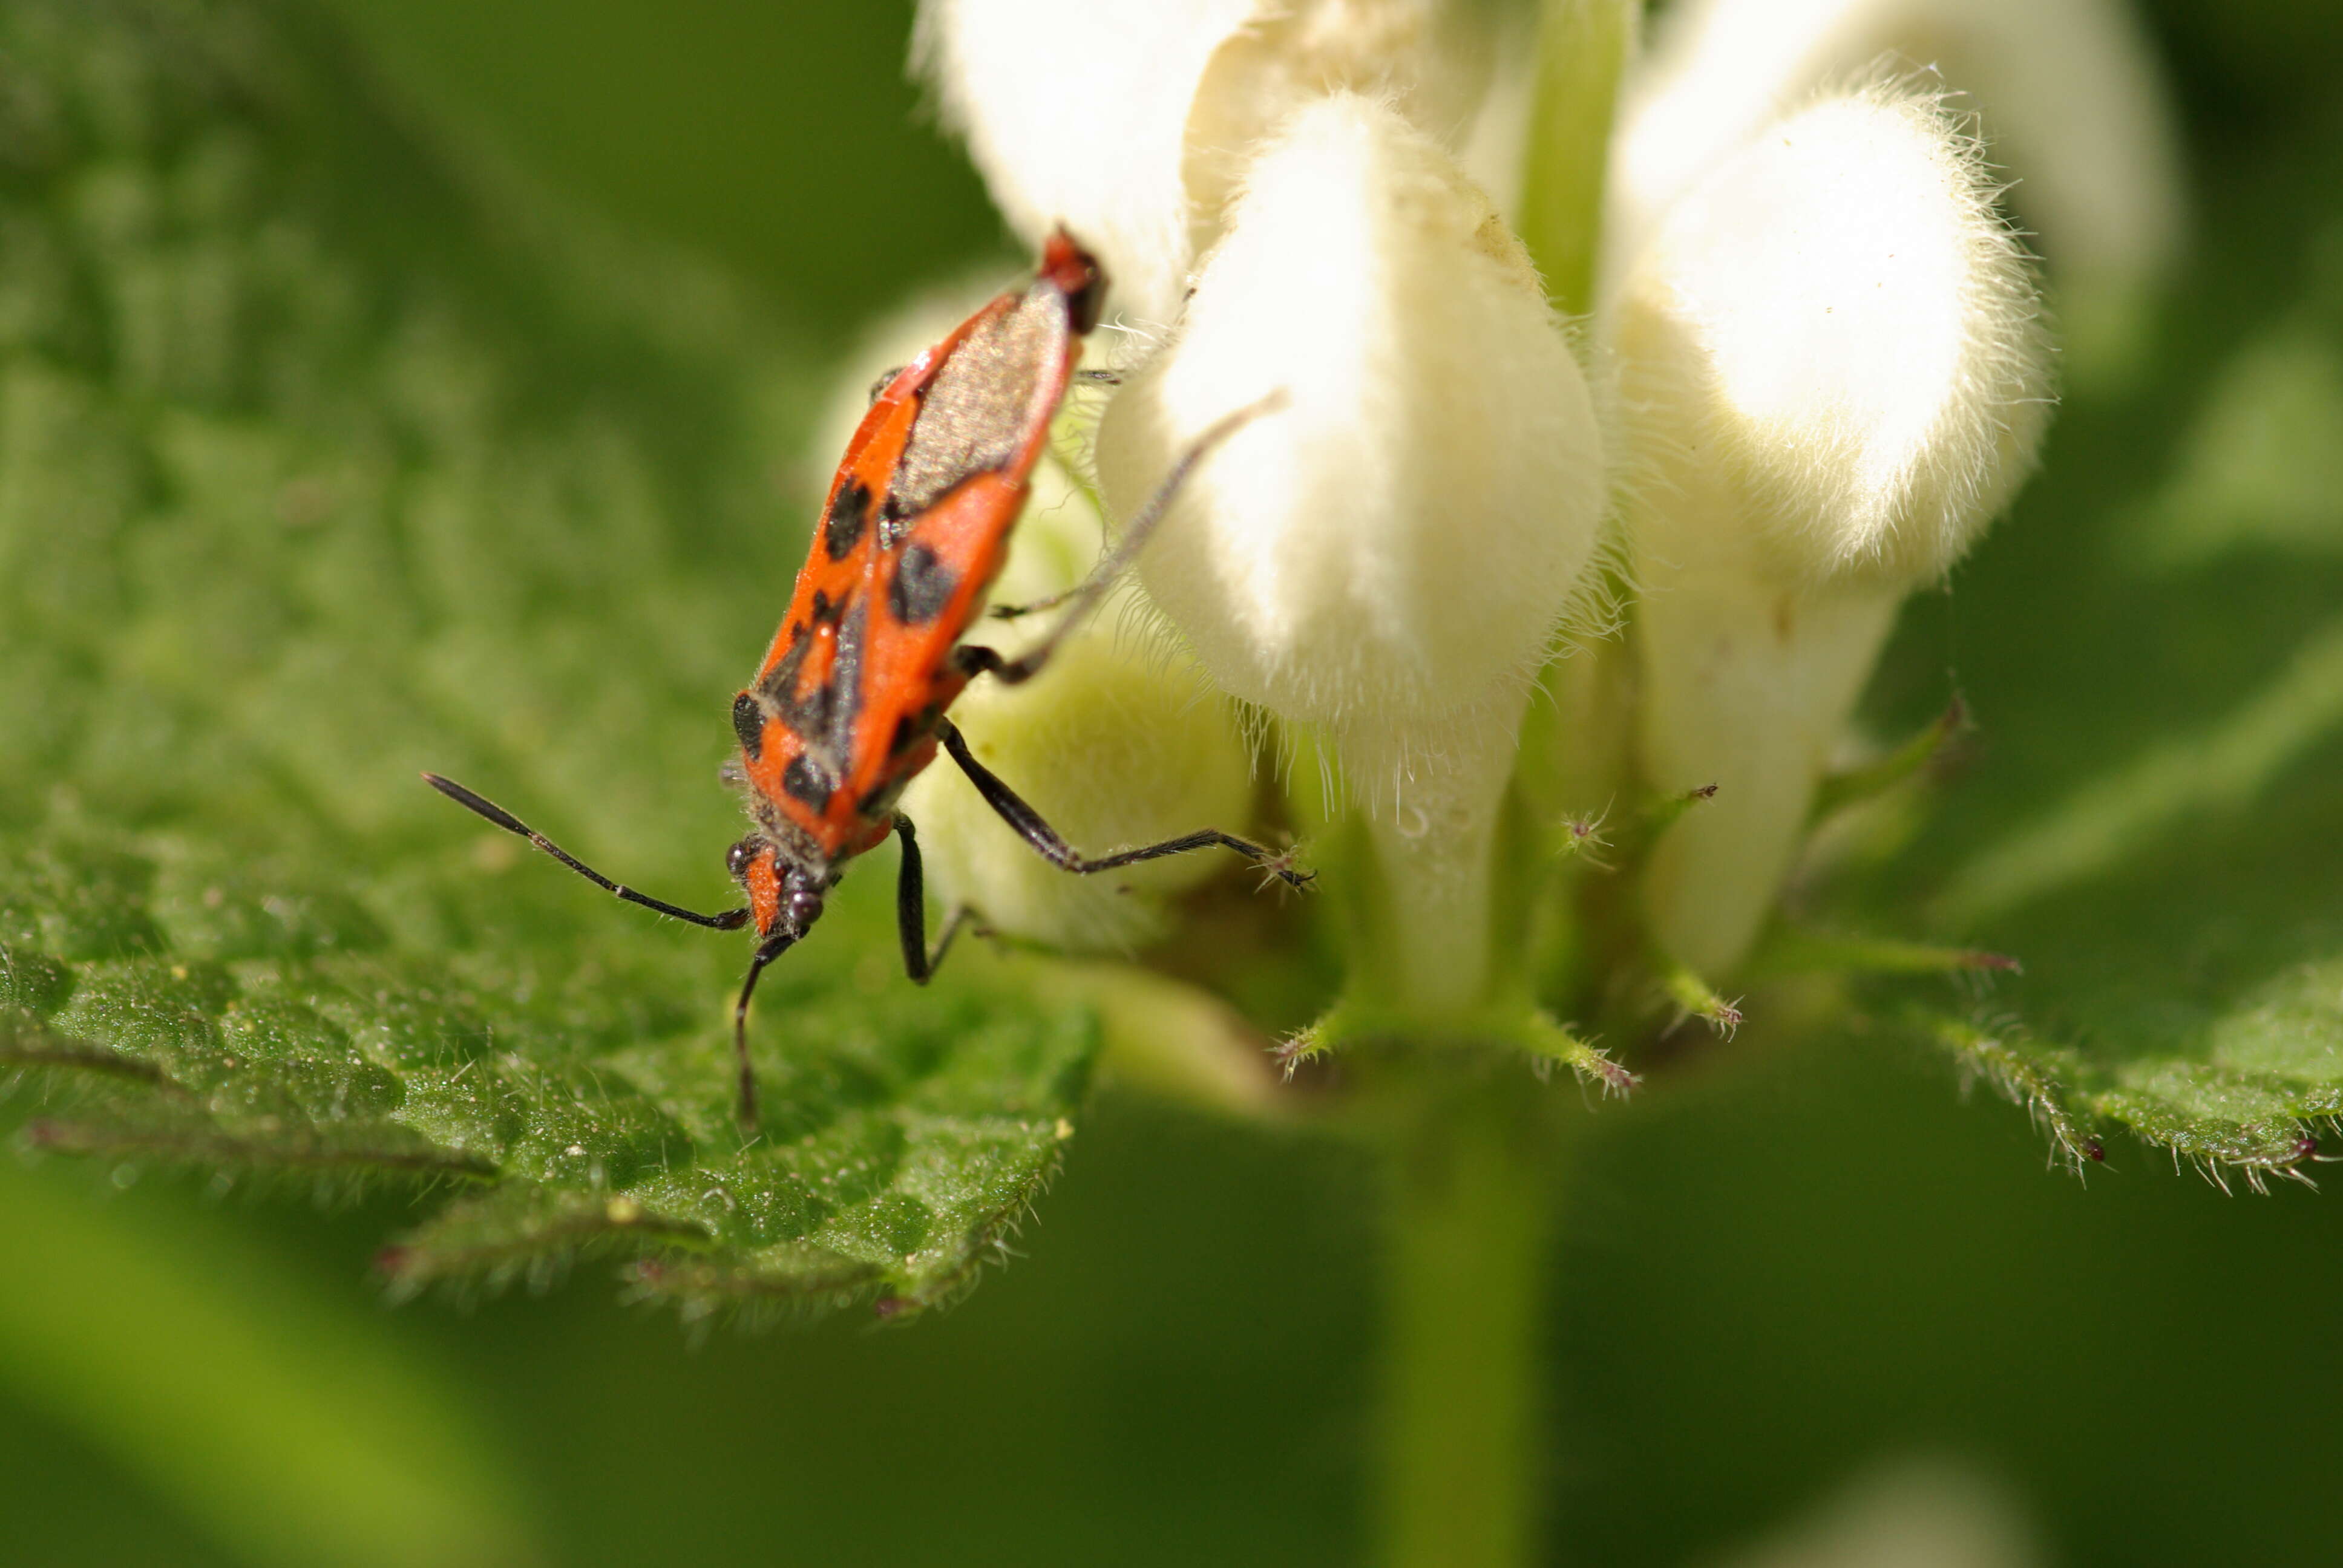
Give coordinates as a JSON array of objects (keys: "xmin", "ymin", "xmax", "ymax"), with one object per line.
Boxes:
[
  {"xmin": 1616, "ymin": 90, "xmax": 2050, "ymax": 586},
  {"xmin": 1096, "ymin": 93, "xmax": 1601, "ymax": 1011},
  {"xmin": 1182, "ymin": 0, "xmax": 1495, "ymax": 255},
  {"xmin": 1611, "ymin": 0, "xmax": 2184, "ymax": 300},
  {"xmin": 917, "ymin": 0, "xmax": 1254, "ymax": 330},
  {"xmin": 1618, "ymin": 91, "xmax": 2050, "ymax": 976},
  {"xmin": 917, "ymin": 0, "xmax": 1493, "ymax": 330},
  {"xmin": 1096, "ymin": 93, "xmax": 1604, "ymax": 732},
  {"xmin": 1340, "ymin": 698, "xmax": 1530, "ymax": 1013},
  {"xmin": 1634, "ymin": 534, "xmax": 1904, "ymax": 981}
]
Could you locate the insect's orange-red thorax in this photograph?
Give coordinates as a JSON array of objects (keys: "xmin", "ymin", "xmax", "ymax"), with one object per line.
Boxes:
[{"xmin": 726, "ymin": 232, "xmax": 1104, "ymax": 891}]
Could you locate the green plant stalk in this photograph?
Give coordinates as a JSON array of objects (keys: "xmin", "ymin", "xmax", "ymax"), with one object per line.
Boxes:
[
  {"xmin": 1375, "ymin": 1080, "xmax": 1560, "ymax": 1568},
  {"xmin": 1358, "ymin": 11, "xmax": 1643, "ymax": 1532},
  {"xmin": 1517, "ymin": 0, "xmax": 1639, "ymax": 318}
]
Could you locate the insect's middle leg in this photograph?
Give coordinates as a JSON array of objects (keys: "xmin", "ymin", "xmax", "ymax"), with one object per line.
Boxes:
[
  {"xmin": 935, "ymin": 718, "xmax": 1311, "ymax": 889},
  {"xmin": 892, "ymin": 813, "xmax": 974, "ymax": 983}
]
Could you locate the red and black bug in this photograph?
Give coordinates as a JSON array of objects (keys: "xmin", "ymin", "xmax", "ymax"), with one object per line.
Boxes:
[{"xmin": 426, "ymin": 232, "xmax": 1303, "ymax": 1129}]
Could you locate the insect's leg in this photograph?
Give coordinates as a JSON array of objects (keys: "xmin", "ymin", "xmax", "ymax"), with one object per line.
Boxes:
[
  {"xmin": 978, "ymin": 390, "xmax": 1286, "ymax": 678},
  {"xmin": 731, "ymin": 929, "xmax": 798, "ymax": 1134},
  {"xmin": 982, "ymin": 583, "xmax": 1081, "ymax": 624},
  {"xmin": 421, "ymin": 773, "xmax": 750, "ymax": 931},
  {"xmin": 892, "ymin": 814, "xmax": 974, "ymax": 983},
  {"xmin": 936, "ymin": 719, "xmax": 1312, "ymax": 889}
]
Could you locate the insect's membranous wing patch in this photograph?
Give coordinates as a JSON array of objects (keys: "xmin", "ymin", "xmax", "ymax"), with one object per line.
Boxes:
[{"xmin": 882, "ymin": 287, "xmax": 1067, "ymax": 529}]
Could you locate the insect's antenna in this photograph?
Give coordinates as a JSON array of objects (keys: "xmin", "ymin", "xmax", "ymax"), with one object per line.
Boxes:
[
  {"xmin": 732, "ymin": 930, "xmax": 798, "ymax": 1134},
  {"xmin": 422, "ymin": 773, "xmax": 750, "ymax": 931}
]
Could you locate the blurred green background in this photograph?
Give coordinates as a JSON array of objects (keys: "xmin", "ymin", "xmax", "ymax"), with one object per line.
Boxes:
[{"xmin": 5, "ymin": 2, "xmax": 2343, "ymax": 1564}]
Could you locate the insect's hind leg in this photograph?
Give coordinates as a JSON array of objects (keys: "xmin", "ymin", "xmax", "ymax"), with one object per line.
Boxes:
[
  {"xmin": 935, "ymin": 719, "xmax": 1311, "ymax": 890},
  {"xmin": 892, "ymin": 813, "xmax": 976, "ymax": 982}
]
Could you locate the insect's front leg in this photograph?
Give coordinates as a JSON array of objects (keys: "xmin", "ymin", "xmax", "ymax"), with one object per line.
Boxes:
[
  {"xmin": 934, "ymin": 718, "xmax": 1312, "ymax": 889},
  {"xmin": 892, "ymin": 813, "xmax": 974, "ymax": 982}
]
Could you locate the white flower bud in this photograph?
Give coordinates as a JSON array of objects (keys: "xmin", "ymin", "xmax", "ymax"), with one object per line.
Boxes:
[
  {"xmin": 1611, "ymin": 0, "xmax": 2184, "ymax": 310},
  {"xmin": 1098, "ymin": 91, "xmax": 1602, "ymax": 731},
  {"xmin": 916, "ymin": 0, "xmax": 1494, "ymax": 328},
  {"xmin": 1616, "ymin": 90, "xmax": 2050, "ymax": 977},
  {"xmin": 1617, "ymin": 91, "xmax": 2050, "ymax": 588},
  {"xmin": 1180, "ymin": 0, "xmax": 1495, "ymax": 255},
  {"xmin": 1096, "ymin": 93, "xmax": 1605, "ymax": 1010}
]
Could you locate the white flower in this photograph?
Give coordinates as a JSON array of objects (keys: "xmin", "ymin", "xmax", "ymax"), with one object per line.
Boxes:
[
  {"xmin": 1616, "ymin": 89, "xmax": 2051, "ymax": 976},
  {"xmin": 917, "ymin": 0, "xmax": 1494, "ymax": 329},
  {"xmin": 1611, "ymin": 0, "xmax": 2183, "ymax": 368},
  {"xmin": 916, "ymin": 0, "xmax": 2158, "ymax": 1039},
  {"xmin": 1096, "ymin": 93, "xmax": 1601, "ymax": 737},
  {"xmin": 1096, "ymin": 91, "xmax": 1605, "ymax": 1012}
]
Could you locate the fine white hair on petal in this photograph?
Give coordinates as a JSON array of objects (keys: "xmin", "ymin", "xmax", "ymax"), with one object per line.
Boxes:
[
  {"xmin": 1182, "ymin": 0, "xmax": 1496, "ymax": 252},
  {"xmin": 1616, "ymin": 89, "xmax": 2051, "ymax": 978},
  {"xmin": 1095, "ymin": 91, "xmax": 1604, "ymax": 731},
  {"xmin": 1615, "ymin": 88, "xmax": 2050, "ymax": 586},
  {"xmin": 1608, "ymin": 0, "xmax": 2184, "ymax": 299},
  {"xmin": 916, "ymin": 0, "xmax": 1258, "ymax": 330},
  {"xmin": 916, "ymin": 0, "xmax": 1496, "ymax": 332}
]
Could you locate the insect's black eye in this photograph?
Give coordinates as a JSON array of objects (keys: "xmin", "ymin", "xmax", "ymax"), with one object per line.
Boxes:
[
  {"xmin": 785, "ymin": 889, "xmax": 824, "ymax": 933},
  {"xmin": 725, "ymin": 837, "xmax": 761, "ymax": 881},
  {"xmin": 867, "ymin": 365, "xmax": 906, "ymax": 404}
]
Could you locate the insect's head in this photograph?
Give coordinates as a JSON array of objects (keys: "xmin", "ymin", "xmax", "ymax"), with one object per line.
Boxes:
[
  {"xmin": 1040, "ymin": 227, "xmax": 1105, "ymax": 336},
  {"xmin": 726, "ymin": 834, "xmax": 826, "ymax": 940}
]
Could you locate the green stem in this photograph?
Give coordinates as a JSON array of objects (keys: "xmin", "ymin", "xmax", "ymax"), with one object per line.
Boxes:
[
  {"xmin": 1517, "ymin": 0, "xmax": 1639, "ymax": 319},
  {"xmin": 1376, "ymin": 1082, "xmax": 1559, "ymax": 1568}
]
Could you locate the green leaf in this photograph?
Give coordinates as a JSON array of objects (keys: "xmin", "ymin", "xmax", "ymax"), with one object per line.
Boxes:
[
  {"xmin": 1887, "ymin": 611, "xmax": 2343, "ymax": 1184},
  {"xmin": 1846, "ymin": 157, "xmax": 2343, "ymax": 1181},
  {"xmin": 0, "ymin": 0, "xmax": 1098, "ymax": 1319}
]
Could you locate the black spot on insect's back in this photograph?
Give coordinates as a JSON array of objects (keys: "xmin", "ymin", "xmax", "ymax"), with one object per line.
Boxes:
[
  {"xmin": 824, "ymin": 477, "xmax": 871, "ymax": 561},
  {"xmin": 758, "ymin": 623, "xmax": 811, "ymax": 711},
  {"xmin": 732, "ymin": 691, "xmax": 765, "ymax": 758},
  {"xmin": 889, "ymin": 543, "xmax": 957, "ymax": 626},
  {"xmin": 781, "ymin": 754, "xmax": 836, "ymax": 809},
  {"xmin": 810, "ymin": 588, "xmax": 844, "ymax": 624}
]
